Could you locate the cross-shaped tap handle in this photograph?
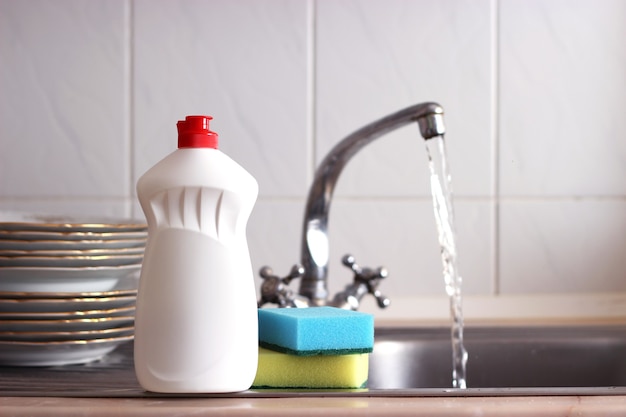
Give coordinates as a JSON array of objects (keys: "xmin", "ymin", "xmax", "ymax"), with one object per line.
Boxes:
[
  {"xmin": 258, "ymin": 264, "xmax": 306, "ymax": 308},
  {"xmin": 341, "ymin": 254, "xmax": 391, "ymax": 308}
]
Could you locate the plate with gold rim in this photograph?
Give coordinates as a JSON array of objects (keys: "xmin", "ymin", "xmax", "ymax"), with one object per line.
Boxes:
[
  {"xmin": 0, "ymin": 285, "xmax": 137, "ymax": 300},
  {"xmin": 0, "ymin": 246, "xmax": 145, "ymax": 257},
  {"xmin": 0, "ymin": 305, "xmax": 135, "ymax": 320},
  {"xmin": 0, "ymin": 316, "xmax": 135, "ymax": 333},
  {"xmin": 0, "ymin": 264, "xmax": 140, "ymax": 293},
  {"xmin": 0, "ymin": 254, "xmax": 143, "ymax": 268},
  {"xmin": 0, "ymin": 230, "xmax": 147, "ymax": 242},
  {"xmin": 0, "ymin": 238, "xmax": 146, "ymax": 251},
  {"xmin": 0, "ymin": 326, "xmax": 134, "ymax": 342},
  {"xmin": 0, "ymin": 212, "xmax": 146, "ymax": 233},
  {"xmin": 0, "ymin": 295, "xmax": 136, "ymax": 313},
  {"xmin": 0, "ymin": 334, "xmax": 134, "ymax": 366}
]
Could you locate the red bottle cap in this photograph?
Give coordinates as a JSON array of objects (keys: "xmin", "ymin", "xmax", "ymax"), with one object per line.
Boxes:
[{"xmin": 177, "ymin": 115, "xmax": 218, "ymax": 149}]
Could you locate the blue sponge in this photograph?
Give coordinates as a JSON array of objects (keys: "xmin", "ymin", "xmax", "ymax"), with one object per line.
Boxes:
[{"xmin": 258, "ymin": 306, "xmax": 374, "ymax": 356}]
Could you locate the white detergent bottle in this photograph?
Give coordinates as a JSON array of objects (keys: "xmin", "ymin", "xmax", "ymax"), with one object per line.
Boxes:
[{"xmin": 134, "ymin": 115, "xmax": 259, "ymax": 393}]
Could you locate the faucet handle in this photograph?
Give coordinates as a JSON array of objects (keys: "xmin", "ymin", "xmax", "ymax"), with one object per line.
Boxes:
[
  {"xmin": 257, "ymin": 264, "xmax": 309, "ymax": 308},
  {"xmin": 340, "ymin": 254, "xmax": 391, "ymax": 309}
]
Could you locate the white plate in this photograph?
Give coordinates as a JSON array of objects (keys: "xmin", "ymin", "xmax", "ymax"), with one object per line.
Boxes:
[
  {"xmin": 0, "ymin": 246, "xmax": 145, "ymax": 257},
  {"xmin": 0, "ymin": 335, "xmax": 133, "ymax": 366},
  {"xmin": 0, "ymin": 287, "xmax": 137, "ymax": 300},
  {"xmin": 0, "ymin": 211, "xmax": 146, "ymax": 233},
  {"xmin": 0, "ymin": 316, "xmax": 135, "ymax": 332},
  {"xmin": 0, "ymin": 264, "xmax": 140, "ymax": 293},
  {"xmin": 0, "ymin": 295, "xmax": 136, "ymax": 313},
  {"xmin": 0, "ymin": 238, "xmax": 146, "ymax": 251},
  {"xmin": 0, "ymin": 254, "xmax": 143, "ymax": 268},
  {"xmin": 0, "ymin": 326, "xmax": 134, "ymax": 342},
  {"xmin": 0, "ymin": 230, "xmax": 147, "ymax": 241},
  {"xmin": 0, "ymin": 305, "xmax": 135, "ymax": 320}
]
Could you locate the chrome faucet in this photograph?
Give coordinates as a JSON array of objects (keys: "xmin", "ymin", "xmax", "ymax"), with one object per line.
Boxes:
[{"xmin": 258, "ymin": 102, "xmax": 446, "ymax": 310}]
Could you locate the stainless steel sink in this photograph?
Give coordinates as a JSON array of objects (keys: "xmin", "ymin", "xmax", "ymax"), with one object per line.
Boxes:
[
  {"xmin": 2, "ymin": 324, "xmax": 626, "ymax": 399},
  {"xmin": 368, "ymin": 324, "xmax": 626, "ymax": 390}
]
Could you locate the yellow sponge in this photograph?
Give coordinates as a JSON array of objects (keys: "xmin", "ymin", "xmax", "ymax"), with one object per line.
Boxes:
[{"xmin": 252, "ymin": 347, "xmax": 369, "ymax": 389}]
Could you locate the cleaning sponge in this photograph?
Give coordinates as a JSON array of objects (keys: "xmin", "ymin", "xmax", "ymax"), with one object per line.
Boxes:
[
  {"xmin": 257, "ymin": 306, "xmax": 374, "ymax": 356},
  {"xmin": 252, "ymin": 347, "xmax": 369, "ymax": 389}
]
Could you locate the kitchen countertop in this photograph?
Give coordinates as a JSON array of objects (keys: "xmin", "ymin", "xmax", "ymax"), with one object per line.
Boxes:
[{"xmin": 3, "ymin": 395, "xmax": 626, "ymax": 416}]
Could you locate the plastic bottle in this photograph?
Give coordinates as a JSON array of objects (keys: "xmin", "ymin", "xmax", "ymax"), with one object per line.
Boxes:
[{"xmin": 134, "ymin": 115, "xmax": 259, "ymax": 393}]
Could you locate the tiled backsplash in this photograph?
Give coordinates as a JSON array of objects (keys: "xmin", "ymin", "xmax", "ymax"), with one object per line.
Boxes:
[{"xmin": 1, "ymin": 0, "xmax": 625, "ymax": 316}]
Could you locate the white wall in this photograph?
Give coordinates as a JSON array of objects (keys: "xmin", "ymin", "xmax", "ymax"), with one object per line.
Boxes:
[{"xmin": 1, "ymin": 0, "xmax": 625, "ymax": 318}]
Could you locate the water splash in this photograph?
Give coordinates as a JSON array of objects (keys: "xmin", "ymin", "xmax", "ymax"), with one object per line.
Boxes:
[{"xmin": 425, "ymin": 135, "xmax": 468, "ymax": 389}]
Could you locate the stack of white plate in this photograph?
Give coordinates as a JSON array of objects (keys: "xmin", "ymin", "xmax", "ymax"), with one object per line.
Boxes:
[{"xmin": 0, "ymin": 212, "xmax": 146, "ymax": 366}]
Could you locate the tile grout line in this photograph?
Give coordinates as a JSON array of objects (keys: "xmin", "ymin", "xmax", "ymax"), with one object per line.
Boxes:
[
  {"xmin": 258, "ymin": 195, "xmax": 626, "ymax": 203},
  {"xmin": 126, "ymin": 0, "xmax": 136, "ymax": 218},
  {"xmin": 306, "ymin": 0, "xmax": 317, "ymax": 185},
  {"xmin": 490, "ymin": 0, "xmax": 501, "ymax": 296}
]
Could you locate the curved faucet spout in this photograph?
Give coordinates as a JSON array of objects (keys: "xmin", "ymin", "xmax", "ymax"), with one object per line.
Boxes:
[{"xmin": 299, "ymin": 102, "xmax": 446, "ymax": 305}]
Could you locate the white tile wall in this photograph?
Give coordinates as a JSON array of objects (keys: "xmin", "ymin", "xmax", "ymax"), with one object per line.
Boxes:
[
  {"xmin": 133, "ymin": 0, "xmax": 309, "ymax": 197},
  {"xmin": 1, "ymin": 0, "xmax": 625, "ymax": 316},
  {"xmin": 0, "ymin": 0, "xmax": 129, "ymax": 204},
  {"xmin": 498, "ymin": 0, "xmax": 626, "ymax": 296}
]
